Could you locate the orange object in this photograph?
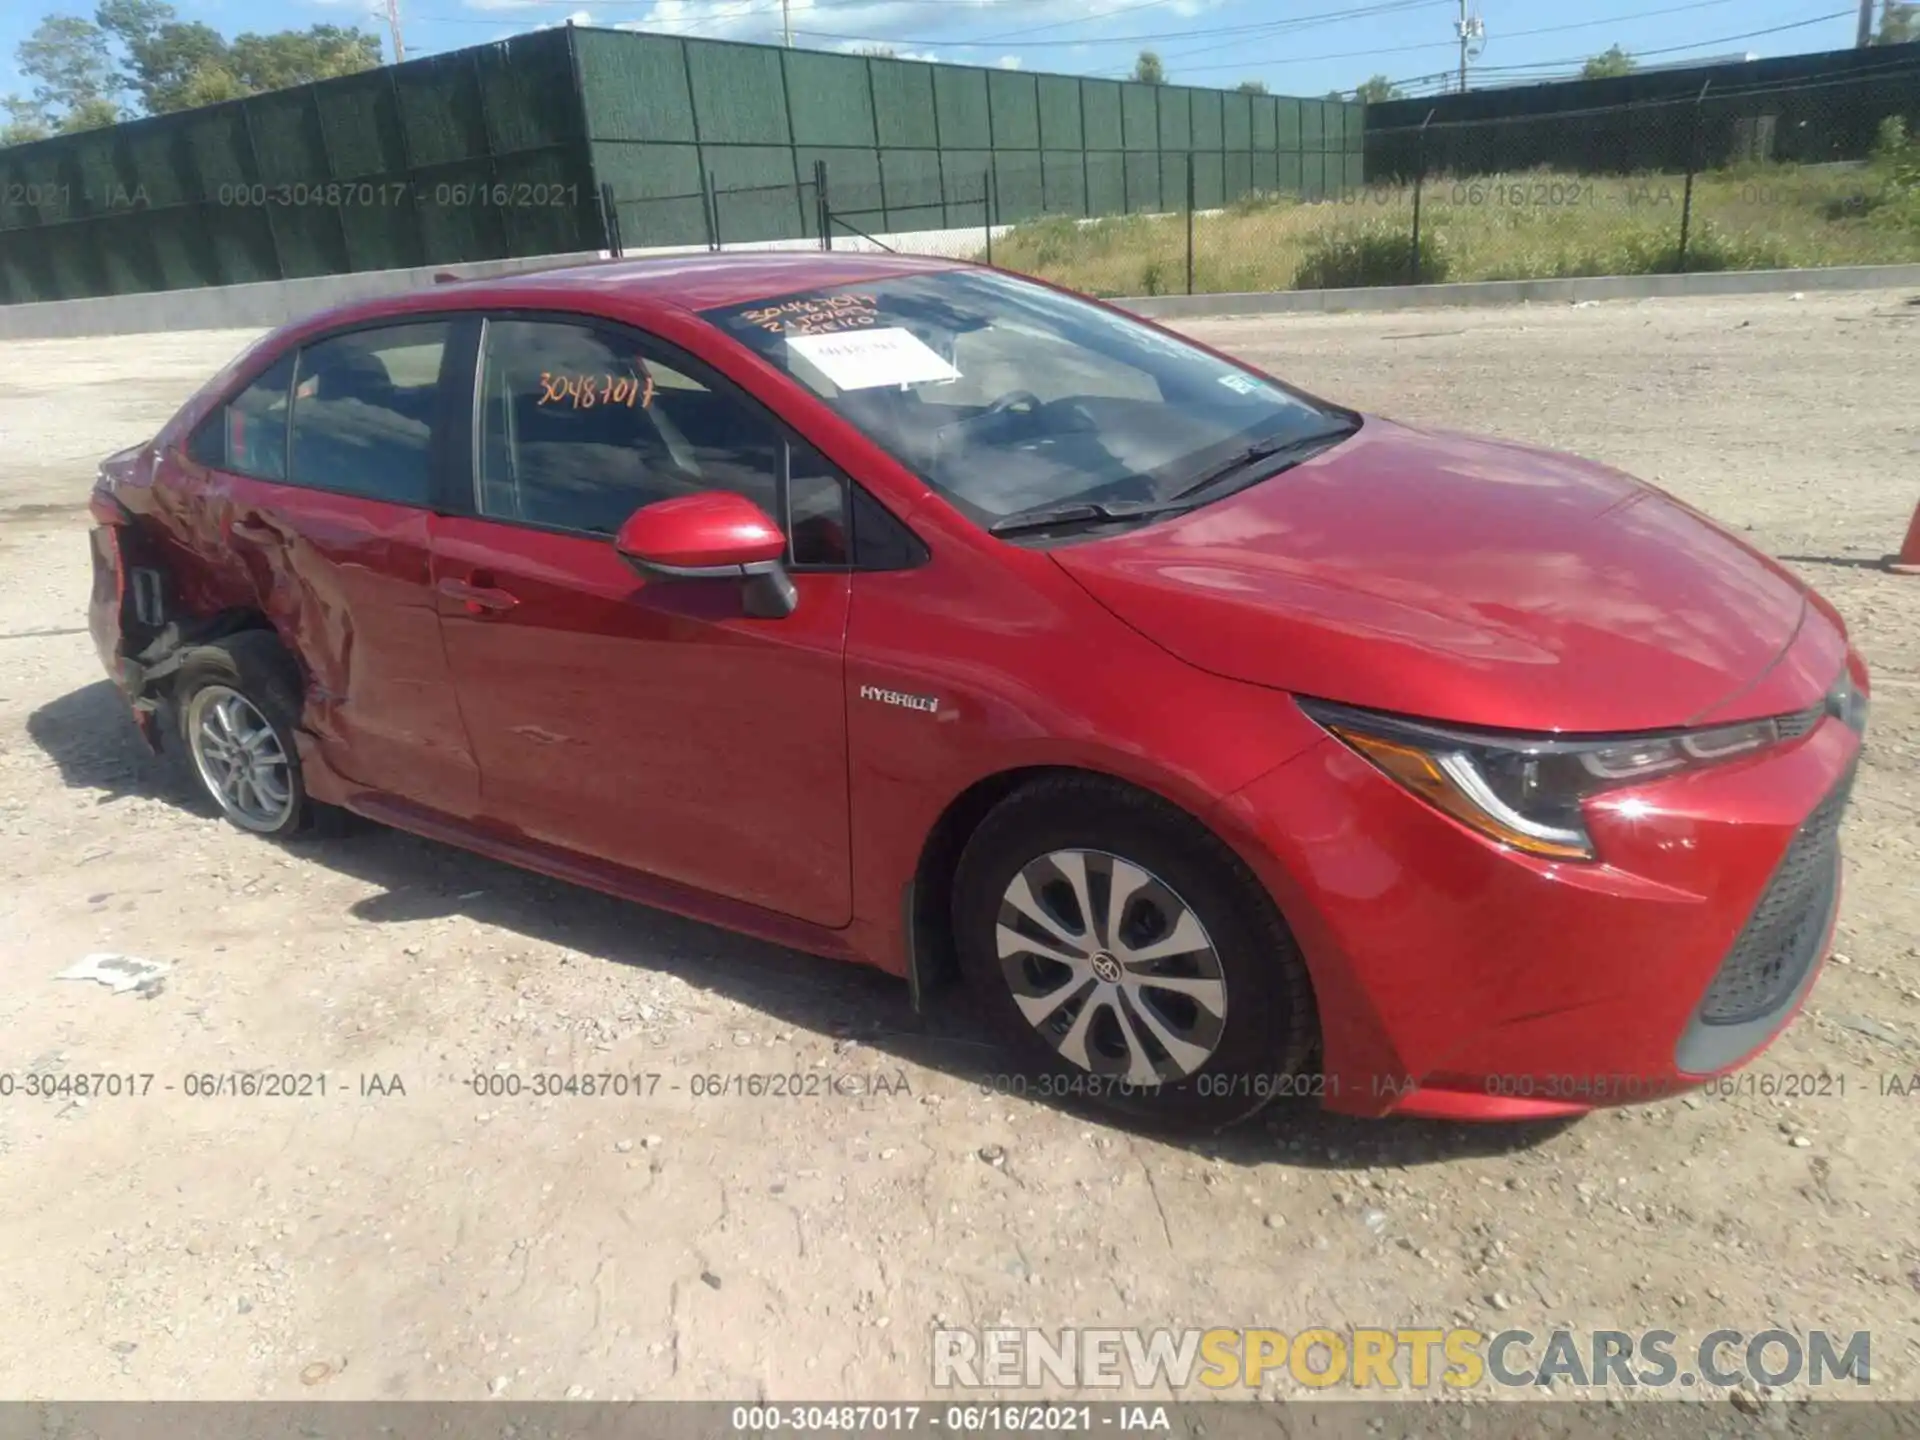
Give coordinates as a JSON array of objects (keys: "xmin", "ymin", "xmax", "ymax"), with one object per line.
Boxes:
[{"xmin": 1892, "ymin": 498, "xmax": 1920, "ymax": 575}]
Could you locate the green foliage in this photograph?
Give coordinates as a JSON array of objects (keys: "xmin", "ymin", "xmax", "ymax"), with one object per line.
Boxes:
[
  {"xmin": 1581, "ymin": 45, "xmax": 1636, "ymax": 80},
  {"xmin": 1131, "ymin": 50, "xmax": 1166, "ymax": 86},
  {"xmin": 1873, "ymin": 115, "xmax": 1920, "ymax": 189},
  {"xmin": 0, "ymin": 0, "xmax": 383, "ymax": 144},
  {"xmin": 1873, "ymin": 1, "xmax": 1918, "ymax": 44},
  {"xmin": 225, "ymin": 26, "xmax": 381, "ymax": 94},
  {"xmin": 1865, "ymin": 116, "xmax": 1920, "ymax": 232},
  {"xmin": 1353, "ymin": 75, "xmax": 1400, "ymax": 104},
  {"xmin": 3, "ymin": 14, "xmax": 119, "ymax": 138},
  {"xmin": 1235, "ymin": 79, "xmax": 1268, "ymax": 95},
  {"xmin": 1293, "ymin": 223, "xmax": 1448, "ymax": 288}
]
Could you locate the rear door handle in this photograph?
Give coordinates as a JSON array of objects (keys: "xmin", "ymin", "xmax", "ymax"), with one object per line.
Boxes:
[
  {"xmin": 437, "ymin": 576, "xmax": 520, "ymax": 615},
  {"xmin": 231, "ymin": 518, "xmax": 277, "ymax": 544}
]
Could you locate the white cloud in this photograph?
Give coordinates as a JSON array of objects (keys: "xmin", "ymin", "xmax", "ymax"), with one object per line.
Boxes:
[{"xmin": 995, "ymin": 55, "xmax": 1022, "ymax": 69}]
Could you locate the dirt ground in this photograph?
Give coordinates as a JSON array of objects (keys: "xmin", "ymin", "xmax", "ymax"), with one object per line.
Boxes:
[{"xmin": 0, "ymin": 290, "xmax": 1916, "ymax": 1415}]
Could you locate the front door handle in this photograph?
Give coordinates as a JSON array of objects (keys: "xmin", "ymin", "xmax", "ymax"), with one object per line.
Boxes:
[{"xmin": 437, "ymin": 576, "xmax": 520, "ymax": 615}]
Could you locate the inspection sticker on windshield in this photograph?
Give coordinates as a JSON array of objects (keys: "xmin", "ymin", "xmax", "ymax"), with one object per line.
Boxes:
[
  {"xmin": 786, "ymin": 327, "xmax": 961, "ymax": 390},
  {"xmin": 1217, "ymin": 372, "xmax": 1268, "ymax": 396}
]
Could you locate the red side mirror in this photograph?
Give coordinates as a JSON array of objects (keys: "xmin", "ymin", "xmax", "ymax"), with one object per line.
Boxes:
[
  {"xmin": 613, "ymin": 492, "xmax": 798, "ymax": 619},
  {"xmin": 614, "ymin": 491, "xmax": 787, "ymax": 573}
]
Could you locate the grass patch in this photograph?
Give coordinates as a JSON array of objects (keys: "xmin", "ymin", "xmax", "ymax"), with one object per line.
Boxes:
[
  {"xmin": 1293, "ymin": 222, "xmax": 1449, "ymax": 288},
  {"xmin": 983, "ymin": 153, "xmax": 1920, "ymax": 296}
]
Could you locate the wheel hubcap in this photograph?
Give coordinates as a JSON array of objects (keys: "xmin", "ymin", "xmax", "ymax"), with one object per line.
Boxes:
[
  {"xmin": 186, "ymin": 685, "xmax": 294, "ymax": 833},
  {"xmin": 995, "ymin": 849, "xmax": 1228, "ymax": 1086}
]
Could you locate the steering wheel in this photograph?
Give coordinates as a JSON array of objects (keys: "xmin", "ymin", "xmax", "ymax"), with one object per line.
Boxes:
[{"xmin": 983, "ymin": 390, "xmax": 1045, "ymax": 420}]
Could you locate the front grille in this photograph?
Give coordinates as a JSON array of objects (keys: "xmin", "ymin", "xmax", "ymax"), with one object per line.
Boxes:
[{"xmin": 1695, "ymin": 764, "xmax": 1856, "ymax": 1025}]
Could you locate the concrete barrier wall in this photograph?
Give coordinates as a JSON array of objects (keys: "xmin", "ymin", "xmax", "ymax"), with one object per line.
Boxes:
[
  {"xmin": 0, "ymin": 224, "xmax": 1014, "ymax": 340},
  {"xmin": 3, "ymin": 250, "xmax": 1917, "ymax": 340},
  {"xmin": 1117, "ymin": 263, "xmax": 1920, "ymax": 320}
]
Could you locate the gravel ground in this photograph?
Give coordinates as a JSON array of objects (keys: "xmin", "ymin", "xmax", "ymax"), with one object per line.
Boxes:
[{"xmin": 0, "ymin": 289, "xmax": 1915, "ymax": 1421}]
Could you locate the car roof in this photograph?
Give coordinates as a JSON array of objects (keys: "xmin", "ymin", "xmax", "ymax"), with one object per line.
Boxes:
[{"xmin": 297, "ymin": 250, "xmax": 970, "ymax": 338}]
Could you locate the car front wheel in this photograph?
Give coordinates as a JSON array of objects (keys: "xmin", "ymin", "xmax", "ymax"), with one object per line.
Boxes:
[{"xmin": 952, "ymin": 775, "xmax": 1317, "ymax": 1130}]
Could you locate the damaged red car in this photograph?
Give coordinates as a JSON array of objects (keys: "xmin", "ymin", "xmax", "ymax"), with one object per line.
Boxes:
[{"xmin": 87, "ymin": 252, "xmax": 1869, "ymax": 1126}]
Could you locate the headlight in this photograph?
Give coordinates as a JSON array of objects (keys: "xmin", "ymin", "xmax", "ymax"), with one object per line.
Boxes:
[{"xmin": 1299, "ymin": 694, "xmax": 1827, "ymax": 862}]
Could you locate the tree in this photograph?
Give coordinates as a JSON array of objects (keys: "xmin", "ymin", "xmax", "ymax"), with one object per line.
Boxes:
[
  {"xmin": 1235, "ymin": 79, "xmax": 1268, "ymax": 94},
  {"xmin": 9, "ymin": 14, "xmax": 121, "ymax": 133},
  {"xmin": 0, "ymin": 113, "xmax": 52, "ymax": 145},
  {"xmin": 98, "ymin": 0, "xmax": 232, "ymax": 115},
  {"xmin": 1354, "ymin": 74, "xmax": 1400, "ymax": 103},
  {"xmin": 1130, "ymin": 50, "xmax": 1166, "ymax": 85},
  {"xmin": 226, "ymin": 26, "xmax": 381, "ymax": 93},
  {"xmin": 1581, "ymin": 44, "xmax": 1636, "ymax": 80},
  {"xmin": 1, "ymin": 2, "xmax": 385, "ymax": 144},
  {"xmin": 1875, "ymin": 2, "xmax": 1918, "ymax": 44}
]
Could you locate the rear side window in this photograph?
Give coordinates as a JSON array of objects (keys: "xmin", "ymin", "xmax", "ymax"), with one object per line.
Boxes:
[
  {"xmin": 288, "ymin": 322, "xmax": 449, "ymax": 505},
  {"xmin": 188, "ymin": 354, "xmax": 294, "ymax": 479}
]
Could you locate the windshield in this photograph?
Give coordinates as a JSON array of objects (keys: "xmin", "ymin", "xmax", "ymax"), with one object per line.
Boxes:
[{"xmin": 701, "ymin": 268, "xmax": 1353, "ymax": 530}]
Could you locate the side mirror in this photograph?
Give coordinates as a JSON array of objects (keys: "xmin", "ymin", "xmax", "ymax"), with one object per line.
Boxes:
[{"xmin": 613, "ymin": 491, "xmax": 797, "ymax": 619}]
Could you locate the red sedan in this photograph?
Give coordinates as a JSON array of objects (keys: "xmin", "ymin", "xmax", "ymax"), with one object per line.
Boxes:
[{"xmin": 86, "ymin": 253, "xmax": 1869, "ymax": 1127}]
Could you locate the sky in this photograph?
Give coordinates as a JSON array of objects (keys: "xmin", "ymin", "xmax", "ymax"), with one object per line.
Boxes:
[{"xmin": 0, "ymin": 0, "xmax": 1890, "ymax": 111}]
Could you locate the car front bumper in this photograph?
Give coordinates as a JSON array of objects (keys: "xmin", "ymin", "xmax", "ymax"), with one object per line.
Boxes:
[{"xmin": 1215, "ymin": 674, "xmax": 1864, "ymax": 1121}]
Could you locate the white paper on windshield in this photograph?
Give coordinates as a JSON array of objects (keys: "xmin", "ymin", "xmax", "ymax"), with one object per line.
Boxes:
[{"xmin": 786, "ymin": 327, "xmax": 961, "ymax": 391}]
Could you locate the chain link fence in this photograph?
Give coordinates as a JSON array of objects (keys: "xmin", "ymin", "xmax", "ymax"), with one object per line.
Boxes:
[{"xmin": 945, "ymin": 59, "xmax": 1920, "ymax": 299}]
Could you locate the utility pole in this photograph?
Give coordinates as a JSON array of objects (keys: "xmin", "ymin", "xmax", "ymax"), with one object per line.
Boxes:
[
  {"xmin": 1453, "ymin": 0, "xmax": 1484, "ymax": 92},
  {"xmin": 1458, "ymin": 0, "xmax": 1468, "ymax": 92},
  {"xmin": 1856, "ymin": 0, "xmax": 1875, "ymax": 46},
  {"xmin": 386, "ymin": 0, "xmax": 405, "ymax": 63},
  {"xmin": 782, "ymin": 0, "xmax": 793, "ymax": 47}
]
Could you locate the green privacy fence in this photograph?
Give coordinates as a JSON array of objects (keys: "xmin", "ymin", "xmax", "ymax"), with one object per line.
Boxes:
[
  {"xmin": 0, "ymin": 25, "xmax": 1361, "ymax": 304},
  {"xmin": 579, "ymin": 27, "xmax": 1365, "ymax": 248},
  {"xmin": 0, "ymin": 29, "xmax": 599, "ymax": 304}
]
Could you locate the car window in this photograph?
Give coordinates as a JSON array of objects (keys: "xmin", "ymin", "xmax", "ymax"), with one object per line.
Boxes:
[
  {"xmin": 476, "ymin": 317, "xmax": 849, "ymax": 565},
  {"xmin": 287, "ymin": 322, "xmax": 450, "ymax": 506},
  {"xmin": 188, "ymin": 354, "xmax": 294, "ymax": 480}
]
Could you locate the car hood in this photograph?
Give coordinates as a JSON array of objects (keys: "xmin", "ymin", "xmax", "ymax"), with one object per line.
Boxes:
[{"xmin": 1052, "ymin": 417, "xmax": 1815, "ymax": 734}]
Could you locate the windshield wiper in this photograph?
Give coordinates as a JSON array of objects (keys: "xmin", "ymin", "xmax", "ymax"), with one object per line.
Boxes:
[
  {"xmin": 987, "ymin": 498, "xmax": 1190, "ymax": 538},
  {"xmin": 987, "ymin": 421, "xmax": 1360, "ymax": 539},
  {"xmin": 1168, "ymin": 423, "xmax": 1359, "ymax": 504}
]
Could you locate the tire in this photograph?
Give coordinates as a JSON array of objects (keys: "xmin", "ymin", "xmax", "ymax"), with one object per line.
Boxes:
[
  {"xmin": 173, "ymin": 630, "xmax": 320, "ymax": 840},
  {"xmin": 952, "ymin": 774, "xmax": 1317, "ymax": 1131}
]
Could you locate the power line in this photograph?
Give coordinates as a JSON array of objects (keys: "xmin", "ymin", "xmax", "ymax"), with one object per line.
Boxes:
[
  {"xmin": 1145, "ymin": 0, "xmax": 1747, "ymax": 71},
  {"xmin": 1155, "ymin": 6, "xmax": 1860, "ymax": 80},
  {"xmin": 1367, "ymin": 48, "xmax": 1920, "ymax": 121},
  {"xmin": 794, "ymin": 0, "xmax": 1446, "ymax": 49}
]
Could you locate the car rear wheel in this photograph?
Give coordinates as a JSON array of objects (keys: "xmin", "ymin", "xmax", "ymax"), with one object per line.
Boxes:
[
  {"xmin": 175, "ymin": 632, "xmax": 317, "ymax": 840},
  {"xmin": 952, "ymin": 775, "xmax": 1317, "ymax": 1130}
]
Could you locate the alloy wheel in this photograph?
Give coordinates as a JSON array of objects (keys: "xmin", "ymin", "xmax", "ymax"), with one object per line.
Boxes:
[
  {"xmin": 186, "ymin": 684, "xmax": 296, "ymax": 833},
  {"xmin": 995, "ymin": 848, "xmax": 1228, "ymax": 1086}
]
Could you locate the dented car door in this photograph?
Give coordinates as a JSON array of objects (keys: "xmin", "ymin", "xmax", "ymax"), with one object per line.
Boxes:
[{"xmin": 169, "ymin": 319, "xmax": 481, "ymax": 816}]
